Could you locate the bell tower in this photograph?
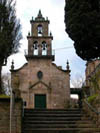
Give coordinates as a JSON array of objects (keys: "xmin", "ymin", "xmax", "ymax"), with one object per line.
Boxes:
[{"xmin": 25, "ymin": 10, "xmax": 54, "ymax": 61}]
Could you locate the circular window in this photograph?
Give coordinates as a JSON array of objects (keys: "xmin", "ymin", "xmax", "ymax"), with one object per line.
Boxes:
[{"xmin": 37, "ymin": 71, "xmax": 43, "ymax": 79}]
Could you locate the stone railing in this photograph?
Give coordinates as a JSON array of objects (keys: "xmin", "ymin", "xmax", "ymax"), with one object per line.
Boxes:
[
  {"xmin": 24, "ymin": 49, "xmax": 55, "ymax": 56},
  {"xmin": 83, "ymin": 98, "xmax": 100, "ymax": 127}
]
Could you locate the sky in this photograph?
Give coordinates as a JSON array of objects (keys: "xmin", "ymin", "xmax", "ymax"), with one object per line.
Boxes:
[{"xmin": 2, "ymin": 0, "xmax": 86, "ymax": 82}]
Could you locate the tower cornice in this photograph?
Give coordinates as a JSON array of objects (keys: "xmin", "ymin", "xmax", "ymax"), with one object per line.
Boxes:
[
  {"xmin": 25, "ymin": 55, "xmax": 55, "ymax": 61},
  {"xmin": 27, "ymin": 36, "xmax": 53, "ymax": 40},
  {"xmin": 30, "ymin": 20, "xmax": 50, "ymax": 24}
]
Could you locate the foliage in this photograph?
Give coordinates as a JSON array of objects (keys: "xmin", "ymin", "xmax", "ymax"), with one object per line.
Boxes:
[
  {"xmin": 0, "ymin": 0, "xmax": 22, "ymax": 62},
  {"xmin": 65, "ymin": 0, "xmax": 100, "ymax": 61},
  {"xmin": 90, "ymin": 71, "xmax": 100, "ymax": 94},
  {"xmin": 83, "ymin": 69, "xmax": 100, "ymax": 98},
  {"xmin": 2, "ymin": 73, "xmax": 11, "ymax": 95},
  {"xmin": 0, "ymin": 0, "xmax": 22, "ymax": 93},
  {"xmin": 87, "ymin": 93, "xmax": 99, "ymax": 105},
  {"xmin": 91, "ymin": 76, "xmax": 100, "ymax": 91},
  {"xmin": 0, "ymin": 94, "xmax": 10, "ymax": 98},
  {"xmin": 71, "ymin": 73, "xmax": 85, "ymax": 88}
]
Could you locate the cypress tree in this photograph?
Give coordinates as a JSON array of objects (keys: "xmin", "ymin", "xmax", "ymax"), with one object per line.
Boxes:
[{"xmin": 65, "ymin": 0, "xmax": 100, "ymax": 61}]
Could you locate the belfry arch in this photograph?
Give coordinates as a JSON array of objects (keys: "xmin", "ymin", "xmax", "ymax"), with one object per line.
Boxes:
[
  {"xmin": 42, "ymin": 41, "xmax": 47, "ymax": 55},
  {"xmin": 33, "ymin": 41, "xmax": 38, "ymax": 55}
]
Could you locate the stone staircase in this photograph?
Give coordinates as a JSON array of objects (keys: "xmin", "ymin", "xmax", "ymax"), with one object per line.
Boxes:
[{"xmin": 22, "ymin": 109, "xmax": 100, "ymax": 133}]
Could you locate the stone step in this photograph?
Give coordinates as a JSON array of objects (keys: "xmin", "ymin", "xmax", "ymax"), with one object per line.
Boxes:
[
  {"xmin": 23, "ymin": 124, "xmax": 77, "ymax": 128},
  {"xmin": 24, "ymin": 109, "xmax": 81, "ymax": 111},
  {"xmin": 77, "ymin": 123, "xmax": 97, "ymax": 128},
  {"xmin": 24, "ymin": 113, "xmax": 82, "ymax": 117},
  {"xmin": 80, "ymin": 131, "xmax": 100, "ymax": 133},
  {"xmin": 23, "ymin": 116, "xmax": 82, "ymax": 121},
  {"xmin": 23, "ymin": 123, "xmax": 96, "ymax": 128},
  {"xmin": 24, "ymin": 110, "xmax": 82, "ymax": 113},
  {"xmin": 23, "ymin": 127, "xmax": 80, "ymax": 131},
  {"xmin": 22, "ymin": 127, "xmax": 100, "ymax": 131},
  {"xmin": 76, "ymin": 120, "xmax": 95, "ymax": 124},
  {"xmin": 23, "ymin": 120, "xmax": 76, "ymax": 124},
  {"xmin": 24, "ymin": 109, "xmax": 82, "ymax": 114},
  {"xmin": 22, "ymin": 130, "xmax": 79, "ymax": 133},
  {"xmin": 79, "ymin": 128, "xmax": 100, "ymax": 132},
  {"xmin": 22, "ymin": 109, "xmax": 99, "ymax": 133},
  {"xmin": 24, "ymin": 112, "xmax": 82, "ymax": 115},
  {"xmin": 80, "ymin": 116, "xmax": 92, "ymax": 121},
  {"xmin": 23, "ymin": 120, "xmax": 94, "ymax": 125},
  {"xmin": 23, "ymin": 131, "xmax": 80, "ymax": 133}
]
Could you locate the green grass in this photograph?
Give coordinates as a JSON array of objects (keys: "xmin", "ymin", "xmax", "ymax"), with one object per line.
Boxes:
[{"xmin": 0, "ymin": 94, "xmax": 10, "ymax": 98}]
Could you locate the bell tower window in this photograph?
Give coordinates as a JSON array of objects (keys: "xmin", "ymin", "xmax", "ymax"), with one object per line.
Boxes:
[
  {"xmin": 42, "ymin": 41, "xmax": 47, "ymax": 55},
  {"xmin": 38, "ymin": 25, "xmax": 43, "ymax": 36},
  {"xmin": 33, "ymin": 41, "xmax": 38, "ymax": 55}
]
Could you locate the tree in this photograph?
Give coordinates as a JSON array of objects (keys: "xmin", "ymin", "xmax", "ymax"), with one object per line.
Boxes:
[
  {"xmin": 71, "ymin": 74, "xmax": 85, "ymax": 88},
  {"xmin": 64, "ymin": 0, "xmax": 100, "ymax": 61},
  {"xmin": 2, "ymin": 73, "xmax": 11, "ymax": 95},
  {"xmin": 0, "ymin": 0, "xmax": 22, "ymax": 93}
]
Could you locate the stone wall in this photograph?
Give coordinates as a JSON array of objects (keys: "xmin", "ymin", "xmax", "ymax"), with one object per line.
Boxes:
[
  {"xmin": 83, "ymin": 100, "xmax": 100, "ymax": 128},
  {"xmin": 85, "ymin": 59, "xmax": 100, "ymax": 87},
  {"xmin": 0, "ymin": 98, "xmax": 22, "ymax": 133}
]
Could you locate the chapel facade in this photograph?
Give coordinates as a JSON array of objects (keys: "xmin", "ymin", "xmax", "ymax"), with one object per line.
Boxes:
[{"xmin": 11, "ymin": 10, "xmax": 71, "ymax": 109}]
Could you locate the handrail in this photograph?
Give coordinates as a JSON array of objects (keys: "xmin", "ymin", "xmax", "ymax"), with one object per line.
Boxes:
[{"xmin": 84, "ymin": 98, "xmax": 100, "ymax": 115}]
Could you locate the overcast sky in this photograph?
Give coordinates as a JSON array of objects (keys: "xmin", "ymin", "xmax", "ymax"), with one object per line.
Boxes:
[{"xmin": 3, "ymin": 0, "xmax": 86, "ymax": 80}]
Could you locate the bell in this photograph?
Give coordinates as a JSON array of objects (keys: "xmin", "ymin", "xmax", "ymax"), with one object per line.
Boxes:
[
  {"xmin": 43, "ymin": 47, "xmax": 45, "ymax": 50},
  {"xmin": 34, "ymin": 44, "xmax": 37, "ymax": 49},
  {"xmin": 35, "ymin": 46, "xmax": 37, "ymax": 49},
  {"xmin": 38, "ymin": 30, "xmax": 42, "ymax": 34}
]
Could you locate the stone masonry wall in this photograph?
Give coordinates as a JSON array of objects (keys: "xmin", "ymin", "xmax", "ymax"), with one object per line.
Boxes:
[
  {"xmin": 0, "ymin": 98, "xmax": 22, "ymax": 133},
  {"xmin": 11, "ymin": 59, "xmax": 70, "ymax": 109},
  {"xmin": 83, "ymin": 100, "xmax": 100, "ymax": 128}
]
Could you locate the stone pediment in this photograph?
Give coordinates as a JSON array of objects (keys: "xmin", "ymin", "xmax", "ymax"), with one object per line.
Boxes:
[{"xmin": 29, "ymin": 80, "xmax": 51, "ymax": 90}]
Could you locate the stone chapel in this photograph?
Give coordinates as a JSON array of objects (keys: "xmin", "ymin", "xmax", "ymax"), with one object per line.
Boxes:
[{"xmin": 11, "ymin": 10, "xmax": 71, "ymax": 109}]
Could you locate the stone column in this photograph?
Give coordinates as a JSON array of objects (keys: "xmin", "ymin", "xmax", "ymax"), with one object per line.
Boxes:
[
  {"xmin": 47, "ymin": 43, "xmax": 51, "ymax": 55},
  {"xmin": 38, "ymin": 44, "xmax": 42, "ymax": 55}
]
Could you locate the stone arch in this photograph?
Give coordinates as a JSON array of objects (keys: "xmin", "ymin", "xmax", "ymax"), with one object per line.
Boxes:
[
  {"xmin": 42, "ymin": 41, "xmax": 47, "ymax": 55},
  {"xmin": 33, "ymin": 41, "xmax": 38, "ymax": 55},
  {"xmin": 37, "ymin": 24, "xmax": 43, "ymax": 36}
]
